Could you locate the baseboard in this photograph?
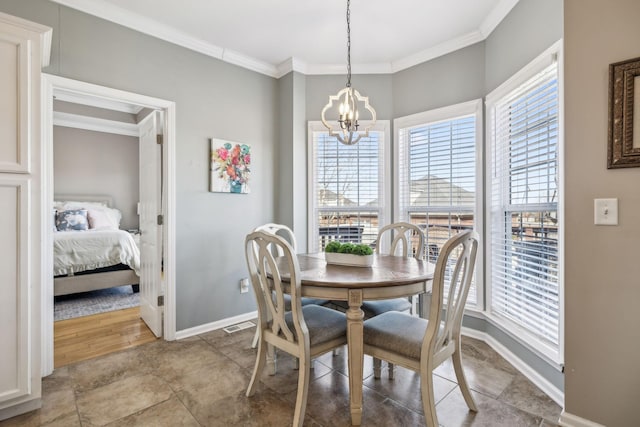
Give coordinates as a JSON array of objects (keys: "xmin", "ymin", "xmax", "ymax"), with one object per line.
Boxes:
[
  {"xmin": 461, "ymin": 326, "xmax": 564, "ymax": 407},
  {"xmin": 175, "ymin": 310, "xmax": 257, "ymax": 340},
  {"xmin": 0, "ymin": 398, "xmax": 41, "ymax": 421},
  {"xmin": 558, "ymin": 410, "xmax": 605, "ymax": 427}
]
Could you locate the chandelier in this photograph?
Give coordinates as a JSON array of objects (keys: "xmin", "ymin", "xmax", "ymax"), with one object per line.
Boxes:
[{"xmin": 321, "ymin": 0, "xmax": 376, "ymax": 145}]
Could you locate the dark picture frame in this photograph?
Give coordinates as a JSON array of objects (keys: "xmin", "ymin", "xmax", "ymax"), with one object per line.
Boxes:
[{"xmin": 608, "ymin": 56, "xmax": 640, "ymax": 168}]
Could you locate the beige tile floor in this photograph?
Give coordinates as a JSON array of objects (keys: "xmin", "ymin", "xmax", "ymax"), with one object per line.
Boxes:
[{"xmin": 0, "ymin": 325, "xmax": 562, "ymax": 426}]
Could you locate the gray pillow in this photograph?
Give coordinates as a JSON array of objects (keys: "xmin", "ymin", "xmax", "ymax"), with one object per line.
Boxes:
[{"xmin": 56, "ymin": 209, "xmax": 89, "ymax": 231}]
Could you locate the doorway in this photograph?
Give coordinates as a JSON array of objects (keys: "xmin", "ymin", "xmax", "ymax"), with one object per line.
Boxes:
[{"xmin": 41, "ymin": 74, "xmax": 176, "ymax": 376}]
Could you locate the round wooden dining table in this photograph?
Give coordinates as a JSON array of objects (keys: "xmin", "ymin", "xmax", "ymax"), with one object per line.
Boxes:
[{"xmin": 282, "ymin": 252, "xmax": 435, "ymax": 426}]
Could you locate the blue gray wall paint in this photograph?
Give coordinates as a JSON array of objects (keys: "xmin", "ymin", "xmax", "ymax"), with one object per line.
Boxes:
[
  {"xmin": 392, "ymin": 43, "xmax": 486, "ymax": 118},
  {"xmin": 485, "ymin": 0, "xmax": 563, "ymax": 93},
  {"xmin": 276, "ymin": 71, "xmax": 308, "ymax": 250}
]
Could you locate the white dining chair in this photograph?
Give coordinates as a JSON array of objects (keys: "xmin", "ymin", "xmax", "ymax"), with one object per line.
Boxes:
[
  {"xmin": 245, "ymin": 230, "xmax": 347, "ymax": 427},
  {"xmin": 362, "ymin": 230, "xmax": 479, "ymax": 426},
  {"xmin": 250, "ymin": 223, "xmax": 330, "ymax": 349}
]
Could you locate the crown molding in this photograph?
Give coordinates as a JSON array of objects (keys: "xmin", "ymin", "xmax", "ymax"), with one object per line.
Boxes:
[
  {"xmin": 221, "ymin": 49, "xmax": 279, "ymax": 77},
  {"xmin": 391, "ymin": 30, "xmax": 485, "ymax": 73},
  {"xmin": 50, "ymin": 0, "xmax": 227, "ymax": 59},
  {"xmin": 479, "ymin": 0, "xmax": 520, "ymax": 37},
  {"xmin": 276, "ymin": 57, "xmax": 308, "ymax": 78},
  {"xmin": 53, "ymin": 0, "xmax": 281, "ymax": 76},
  {"xmin": 51, "ymin": 0, "xmax": 519, "ymax": 78},
  {"xmin": 303, "ymin": 62, "xmax": 394, "ymax": 76},
  {"xmin": 53, "ymin": 111, "xmax": 140, "ymax": 137}
]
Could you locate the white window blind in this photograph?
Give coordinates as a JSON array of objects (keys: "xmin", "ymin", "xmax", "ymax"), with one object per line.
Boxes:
[
  {"xmin": 309, "ymin": 124, "xmax": 387, "ymax": 252},
  {"xmin": 396, "ymin": 101, "xmax": 481, "ymax": 307},
  {"xmin": 488, "ymin": 61, "xmax": 560, "ymax": 351}
]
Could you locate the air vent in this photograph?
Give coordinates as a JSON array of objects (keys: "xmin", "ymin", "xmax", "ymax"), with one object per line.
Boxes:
[{"xmin": 222, "ymin": 321, "xmax": 255, "ymax": 334}]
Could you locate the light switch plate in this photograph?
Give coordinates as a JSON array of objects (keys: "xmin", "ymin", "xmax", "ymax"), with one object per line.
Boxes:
[{"xmin": 594, "ymin": 198, "xmax": 618, "ymax": 225}]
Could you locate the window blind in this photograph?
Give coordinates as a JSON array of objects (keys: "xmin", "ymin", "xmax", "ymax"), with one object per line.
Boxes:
[
  {"xmin": 489, "ymin": 62, "xmax": 560, "ymax": 348},
  {"xmin": 310, "ymin": 130, "xmax": 385, "ymax": 252},
  {"xmin": 397, "ymin": 114, "xmax": 478, "ymax": 306}
]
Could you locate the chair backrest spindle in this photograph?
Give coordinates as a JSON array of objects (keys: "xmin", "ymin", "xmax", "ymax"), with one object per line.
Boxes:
[{"xmin": 376, "ymin": 222, "xmax": 424, "ymax": 260}]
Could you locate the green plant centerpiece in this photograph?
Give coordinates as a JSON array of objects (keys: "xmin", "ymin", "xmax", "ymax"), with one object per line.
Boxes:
[{"xmin": 324, "ymin": 241, "xmax": 374, "ymax": 267}]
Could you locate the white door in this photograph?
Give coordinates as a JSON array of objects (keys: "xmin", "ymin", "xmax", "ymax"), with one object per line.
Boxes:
[{"xmin": 138, "ymin": 111, "xmax": 163, "ymax": 337}]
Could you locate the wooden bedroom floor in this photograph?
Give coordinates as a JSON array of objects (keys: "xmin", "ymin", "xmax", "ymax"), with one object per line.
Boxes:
[{"xmin": 54, "ymin": 307, "xmax": 158, "ymax": 368}]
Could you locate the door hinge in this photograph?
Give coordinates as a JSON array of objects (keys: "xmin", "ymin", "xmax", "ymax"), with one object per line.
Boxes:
[
  {"xmin": 157, "ymin": 295, "xmax": 164, "ymax": 306},
  {"xmin": 156, "ymin": 134, "xmax": 163, "ymax": 145},
  {"xmin": 157, "ymin": 214, "xmax": 164, "ymax": 225}
]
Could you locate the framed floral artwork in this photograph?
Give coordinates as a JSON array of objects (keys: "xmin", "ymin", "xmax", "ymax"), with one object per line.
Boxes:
[{"xmin": 209, "ymin": 138, "xmax": 251, "ymax": 194}]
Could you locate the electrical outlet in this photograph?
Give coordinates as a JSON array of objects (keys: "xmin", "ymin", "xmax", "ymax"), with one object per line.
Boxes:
[{"xmin": 240, "ymin": 278, "xmax": 249, "ymax": 293}]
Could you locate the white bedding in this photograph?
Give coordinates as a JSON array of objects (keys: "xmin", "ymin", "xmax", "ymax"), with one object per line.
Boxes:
[{"xmin": 54, "ymin": 229, "xmax": 140, "ymax": 276}]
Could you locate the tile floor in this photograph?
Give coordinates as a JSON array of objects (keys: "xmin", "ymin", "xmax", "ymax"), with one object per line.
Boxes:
[{"xmin": 0, "ymin": 325, "xmax": 562, "ymax": 426}]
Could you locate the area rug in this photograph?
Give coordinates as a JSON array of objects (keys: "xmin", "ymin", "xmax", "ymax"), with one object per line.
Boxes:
[{"xmin": 54, "ymin": 285, "xmax": 140, "ymax": 321}]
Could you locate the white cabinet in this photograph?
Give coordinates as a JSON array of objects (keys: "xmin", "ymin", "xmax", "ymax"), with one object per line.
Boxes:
[{"xmin": 0, "ymin": 12, "xmax": 50, "ymax": 420}]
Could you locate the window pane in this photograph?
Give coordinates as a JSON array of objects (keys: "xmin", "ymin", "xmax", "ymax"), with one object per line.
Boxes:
[
  {"xmin": 398, "ymin": 113, "xmax": 479, "ymax": 306},
  {"xmin": 311, "ymin": 129, "xmax": 386, "ymax": 252},
  {"xmin": 490, "ymin": 62, "xmax": 560, "ymax": 348}
]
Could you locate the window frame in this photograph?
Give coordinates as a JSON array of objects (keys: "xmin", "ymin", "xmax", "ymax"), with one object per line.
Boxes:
[
  {"xmin": 485, "ymin": 40, "xmax": 564, "ymax": 365},
  {"xmin": 307, "ymin": 121, "xmax": 391, "ymax": 253},
  {"xmin": 393, "ymin": 99, "xmax": 484, "ymax": 311}
]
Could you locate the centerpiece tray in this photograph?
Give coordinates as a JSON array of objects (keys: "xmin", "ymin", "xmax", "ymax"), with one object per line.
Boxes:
[{"xmin": 325, "ymin": 252, "xmax": 374, "ymax": 267}]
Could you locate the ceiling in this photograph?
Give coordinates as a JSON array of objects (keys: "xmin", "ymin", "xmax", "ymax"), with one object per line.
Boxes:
[{"xmin": 52, "ymin": 0, "xmax": 519, "ymax": 78}]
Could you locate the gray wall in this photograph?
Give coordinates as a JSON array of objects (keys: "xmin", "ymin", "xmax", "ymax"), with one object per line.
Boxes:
[
  {"xmin": 0, "ymin": 0, "xmax": 278, "ymax": 330},
  {"xmin": 485, "ymin": 0, "xmax": 563, "ymax": 93},
  {"xmin": 564, "ymin": 0, "xmax": 640, "ymax": 425},
  {"xmin": 392, "ymin": 43, "xmax": 486, "ymax": 118},
  {"xmin": 53, "ymin": 126, "xmax": 140, "ymax": 229},
  {"xmin": 275, "ymin": 72, "xmax": 309, "ymax": 251}
]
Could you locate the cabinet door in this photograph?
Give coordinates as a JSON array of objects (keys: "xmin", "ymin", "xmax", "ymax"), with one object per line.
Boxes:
[
  {"xmin": 0, "ymin": 12, "xmax": 50, "ymax": 418},
  {"xmin": 0, "ymin": 22, "xmax": 30, "ymax": 173},
  {"xmin": 0, "ymin": 178, "xmax": 29, "ymax": 403}
]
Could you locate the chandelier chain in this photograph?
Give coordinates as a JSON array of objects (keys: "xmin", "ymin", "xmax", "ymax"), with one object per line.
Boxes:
[{"xmin": 346, "ymin": 0, "xmax": 351, "ymax": 88}]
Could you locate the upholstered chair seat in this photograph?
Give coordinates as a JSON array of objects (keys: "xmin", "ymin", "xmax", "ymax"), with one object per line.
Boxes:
[
  {"xmin": 284, "ymin": 304, "xmax": 347, "ymax": 347},
  {"xmin": 361, "ymin": 298, "xmax": 412, "ymax": 318}
]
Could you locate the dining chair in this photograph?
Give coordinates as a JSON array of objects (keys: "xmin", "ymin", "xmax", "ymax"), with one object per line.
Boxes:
[
  {"xmin": 362, "ymin": 230, "xmax": 479, "ymax": 427},
  {"xmin": 250, "ymin": 223, "xmax": 329, "ymax": 349},
  {"xmin": 245, "ymin": 230, "xmax": 347, "ymax": 427},
  {"xmin": 361, "ymin": 222, "xmax": 425, "ymax": 317}
]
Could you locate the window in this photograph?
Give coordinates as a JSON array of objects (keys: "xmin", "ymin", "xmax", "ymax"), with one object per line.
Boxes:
[
  {"xmin": 395, "ymin": 100, "xmax": 483, "ymax": 307},
  {"xmin": 486, "ymin": 42, "xmax": 562, "ymax": 360},
  {"xmin": 308, "ymin": 122, "xmax": 390, "ymax": 252}
]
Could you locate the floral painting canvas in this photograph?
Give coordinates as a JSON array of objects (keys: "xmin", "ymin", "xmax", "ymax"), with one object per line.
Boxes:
[{"xmin": 210, "ymin": 138, "xmax": 251, "ymax": 194}]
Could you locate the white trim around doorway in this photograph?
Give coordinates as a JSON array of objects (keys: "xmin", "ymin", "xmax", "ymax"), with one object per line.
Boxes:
[{"xmin": 41, "ymin": 74, "xmax": 177, "ymax": 376}]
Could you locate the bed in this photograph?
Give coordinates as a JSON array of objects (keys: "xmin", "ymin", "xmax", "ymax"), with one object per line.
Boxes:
[{"xmin": 53, "ymin": 195, "xmax": 141, "ymax": 296}]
